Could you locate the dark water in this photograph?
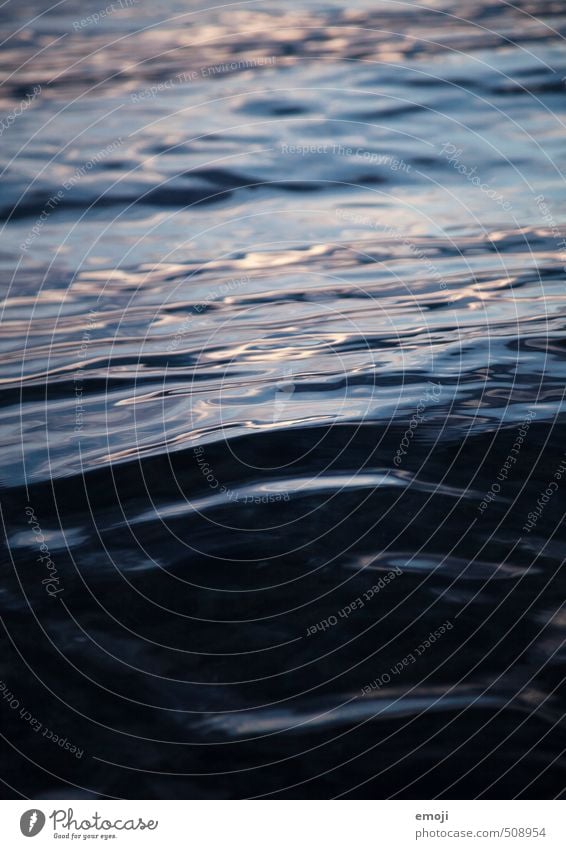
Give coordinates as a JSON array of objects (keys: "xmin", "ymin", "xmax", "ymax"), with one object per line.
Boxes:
[{"xmin": 1, "ymin": 0, "xmax": 566, "ymax": 799}]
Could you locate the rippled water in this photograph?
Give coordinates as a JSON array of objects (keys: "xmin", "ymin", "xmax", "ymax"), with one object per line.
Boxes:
[{"xmin": 1, "ymin": 0, "xmax": 566, "ymax": 799}]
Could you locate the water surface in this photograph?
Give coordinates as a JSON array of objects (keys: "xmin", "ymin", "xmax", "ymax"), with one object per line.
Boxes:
[{"xmin": 1, "ymin": 0, "xmax": 566, "ymax": 799}]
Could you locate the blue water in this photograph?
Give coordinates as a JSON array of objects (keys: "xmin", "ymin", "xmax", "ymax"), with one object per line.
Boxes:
[{"xmin": 1, "ymin": 0, "xmax": 566, "ymax": 798}]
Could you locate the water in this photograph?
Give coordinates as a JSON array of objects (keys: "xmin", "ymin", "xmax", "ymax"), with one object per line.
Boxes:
[{"xmin": 1, "ymin": 0, "xmax": 566, "ymax": 799}]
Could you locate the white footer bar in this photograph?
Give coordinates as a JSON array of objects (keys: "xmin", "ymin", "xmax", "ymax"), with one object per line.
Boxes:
[{"xmin": 2, "ymin": 800, "xmax": 563, "ymax": 848}]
